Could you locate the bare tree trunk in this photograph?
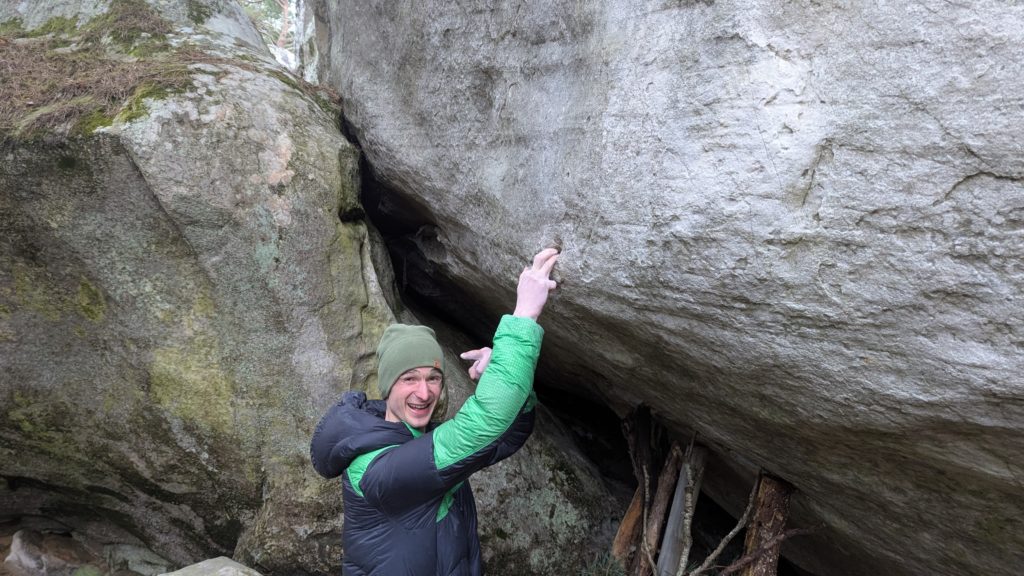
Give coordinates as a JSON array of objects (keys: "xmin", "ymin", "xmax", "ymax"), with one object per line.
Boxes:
[{"xmin": 737, "ymin": 475, "xmax": 793, "ymax": 576}]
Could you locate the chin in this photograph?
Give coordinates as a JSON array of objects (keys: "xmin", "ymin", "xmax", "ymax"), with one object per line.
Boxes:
[{"xmin": 405, "ymin": 410, "xmax": 434, "ymax": 428}]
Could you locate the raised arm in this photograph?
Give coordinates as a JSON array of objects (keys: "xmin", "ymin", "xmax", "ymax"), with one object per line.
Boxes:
[
  {"xmin": 431, "ymin": 248, "xmax": 558, "ymax": 477},
  {"xmin": 357, "ymin": 249, "xmax": 558, "ymax": 511}
]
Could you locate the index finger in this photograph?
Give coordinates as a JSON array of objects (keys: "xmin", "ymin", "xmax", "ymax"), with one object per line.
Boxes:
[
  {"xmin": 538, "ymin": 253, "xmax": 559, "ymax": 277},
  {"xmin": 531, "ymin": 248, "xmax": 559, "ymax": 270}
]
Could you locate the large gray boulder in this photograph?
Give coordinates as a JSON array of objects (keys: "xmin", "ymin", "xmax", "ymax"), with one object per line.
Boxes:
[
  {"xmin": 1, "ymin": 1, "xmax": 368, "ymax": 573},
  {"xmin": 312, "ymin": 1, "xmax": 1024, "ymax": 575}
]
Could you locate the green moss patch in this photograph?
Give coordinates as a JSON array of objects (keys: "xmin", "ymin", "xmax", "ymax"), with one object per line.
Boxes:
[
  {"xmin": 12, "ymin": 262, "xmax": 65, "ymax": 321},
  {"xmin": 73, "ymin": 110, "xmax": 114, "ymax": 136},
  {"xmin": 27, "ymin": 16, "xmax": 79, "ymax": 38},
  {"xmin": 76, "ymin": 278, "xmax": 106, "ymax": 322},
  {"xmin": 0, "ymin": 18, "xmax": 25, "ymax": 37},
  {"xmin": 149, "ymin": 342, "xmax": 234, "ymax": 435},
  {"xmin": 4, "ymin": 393, "xmax": 85, "ymax": 464}
]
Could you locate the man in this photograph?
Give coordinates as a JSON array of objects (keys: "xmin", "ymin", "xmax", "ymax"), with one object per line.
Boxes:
[{"xmin": 310, "ymin": 248, "xmax": 559, "ymax": 575}]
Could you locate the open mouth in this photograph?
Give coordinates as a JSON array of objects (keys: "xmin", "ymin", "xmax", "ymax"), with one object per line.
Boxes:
[{"xmin": 407, "ymin": 401, "xmax": 432, "ymax": 414}]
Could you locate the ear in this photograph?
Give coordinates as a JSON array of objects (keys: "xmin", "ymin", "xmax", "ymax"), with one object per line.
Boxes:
[{"xmin": 431, "ymin": 383, "xmax": 449, "ymax": 422}]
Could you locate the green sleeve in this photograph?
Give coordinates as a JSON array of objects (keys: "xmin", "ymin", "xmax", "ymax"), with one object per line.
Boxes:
[{"xmin": 432, "ymin": 315, "xmax": 543, "ymax": 470}]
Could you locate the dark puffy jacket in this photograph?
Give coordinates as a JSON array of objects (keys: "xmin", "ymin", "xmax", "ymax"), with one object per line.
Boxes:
[{"xmin": 310, "ymin": 315, "xmax": 542, "ymax": 575}]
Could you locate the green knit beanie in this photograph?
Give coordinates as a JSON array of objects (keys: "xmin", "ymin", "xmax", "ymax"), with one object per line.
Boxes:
[{"xmin": 376, "ymin": 324, "xmax": 445, "ymax": 399}]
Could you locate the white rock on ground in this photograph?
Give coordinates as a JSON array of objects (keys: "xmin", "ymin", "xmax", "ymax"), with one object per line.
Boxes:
[{"xmin": 158, "ymin": 557, "xmax": 262, "ymax": 576}]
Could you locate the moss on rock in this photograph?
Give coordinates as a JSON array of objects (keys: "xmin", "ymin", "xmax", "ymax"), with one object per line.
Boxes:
[
  {"xmin": 76, "ymin": 278, "xmax": 106, "ymax": 322},
  {"xmin": 149, "ymin": 339, "xmax": 234, "ymax": 435},
  {"xmin": 27, "ymin": 16, "xmax": 79, "ymax": 38},
  {"xmin": 13, "ymin": 262, "xmax": 65, "ymax": 321},
  {"xmin": 115, "ymin": 84, "xmax": 175, "ymax": 125},
  {"xmin": 0, "ymin": 17, "xmax": 25, "ymax": 37},
  {"xmin": 73, "ymin": 110, "xmax": 115, "ymax": 136},
  {"xmin": 4, "ymin": 393, "xmax": 86, "ymax": 466}
]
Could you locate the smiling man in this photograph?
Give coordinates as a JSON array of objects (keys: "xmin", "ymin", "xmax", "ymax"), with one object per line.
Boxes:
[{"xmin": 310, "ymin": 248, "xmax": 559, "ymax": 575}]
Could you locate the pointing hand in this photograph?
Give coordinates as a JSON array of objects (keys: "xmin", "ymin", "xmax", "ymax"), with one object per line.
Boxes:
[
  {"xmin": 460, "ymin": 347, "xmax": 493, "ymax": 381},
  {"xmin": 513, "ymin": 248, "xmax": 559, "ymax": 321}
]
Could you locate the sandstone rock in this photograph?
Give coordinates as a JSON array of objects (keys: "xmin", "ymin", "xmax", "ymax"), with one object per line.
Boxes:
[{"xmin": 312, "ymin": 1, "xmax": 1024, "ymax": 575}]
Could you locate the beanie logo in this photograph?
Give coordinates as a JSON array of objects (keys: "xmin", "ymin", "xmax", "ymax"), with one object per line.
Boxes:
[{"xmin": 433, "ymin": 359, "xmax": 441, "ymax": 369}]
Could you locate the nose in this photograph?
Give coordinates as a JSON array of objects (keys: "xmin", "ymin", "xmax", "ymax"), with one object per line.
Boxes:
[{"xmin": 414, "ymin": 379, "xmax": 431, "ymax": 399}]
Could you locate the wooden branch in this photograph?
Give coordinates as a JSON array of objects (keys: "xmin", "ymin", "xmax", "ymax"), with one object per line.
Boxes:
[
  {"xmin": 737, "ymin": 474, "xmax": 794, "ymax": 576},
  {"xmin": 612, "ymin": 486, "xmax": 644, "ymax": 565},
  {"xmin": 675, "ymin": 445, "xmax": 707, "ymax": 574},
  {"xmin": 685, "ymin": 475, "xmax": 761, "ymax": 576},
  {"xmin": 638, "ymin": 464, "xmax": 658, "ymax": 575},
  {"xmin": 637, "ymin": 443, "xmax": 683, "ymax": 576}
]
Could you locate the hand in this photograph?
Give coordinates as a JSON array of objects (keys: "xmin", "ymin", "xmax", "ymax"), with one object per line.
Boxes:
[
  {"xmin": 513, "ymin": 248, "xmax": 559, "ymax": 320},
  {"xmin": 460, "ymin": 347, "xmax": 493, "ymax": 381}
]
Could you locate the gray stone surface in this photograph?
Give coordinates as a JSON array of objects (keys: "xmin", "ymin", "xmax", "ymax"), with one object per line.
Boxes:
[{"xmin": 314, "ymin": 1, "xmax": 1024, "ymax": 575}]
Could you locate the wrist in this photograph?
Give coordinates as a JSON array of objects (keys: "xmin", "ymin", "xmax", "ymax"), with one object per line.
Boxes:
[{"xmin": 512, "ymin": 307, "xmax": 539, "ymax": 320}]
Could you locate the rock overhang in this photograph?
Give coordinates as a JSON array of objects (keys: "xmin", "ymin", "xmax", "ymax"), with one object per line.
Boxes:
[{"xmin": 309, "ymin": 1, "xmax": 1024, "ymax": 574}]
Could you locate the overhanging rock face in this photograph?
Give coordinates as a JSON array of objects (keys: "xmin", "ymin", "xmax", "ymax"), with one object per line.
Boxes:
[{"xmin": 312, "ymin": 1, "xmax": 1024, "ymax": 574}]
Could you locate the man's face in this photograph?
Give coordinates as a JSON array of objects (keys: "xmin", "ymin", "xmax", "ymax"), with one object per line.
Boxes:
[{"xmin": 384, "ymin": 366, "xmax": 443, "ymax": 431}]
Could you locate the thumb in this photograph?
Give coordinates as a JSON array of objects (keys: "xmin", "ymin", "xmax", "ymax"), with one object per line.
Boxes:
[{"xmin": 461, "ymin": 349, "xmax": 483, "ymax": 360}]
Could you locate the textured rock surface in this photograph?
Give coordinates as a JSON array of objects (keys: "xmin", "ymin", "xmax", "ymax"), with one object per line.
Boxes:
[{"xmin": 314, "ymin": 1, "xmax": 1024, "ymax": 575}]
